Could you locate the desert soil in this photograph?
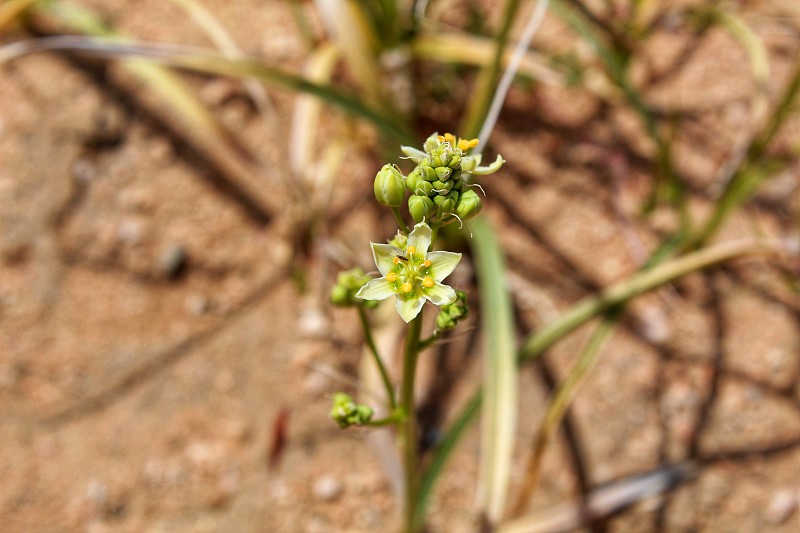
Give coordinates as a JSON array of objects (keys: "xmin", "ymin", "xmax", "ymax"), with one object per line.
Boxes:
[{"xmin": 1, "ymin": 1, "xmax": 800, "ymax": 532}]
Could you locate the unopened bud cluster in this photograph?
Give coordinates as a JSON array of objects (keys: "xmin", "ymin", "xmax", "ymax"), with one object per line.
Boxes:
[
  {"xmin": 435, "ymin": 290, "xmax": 468, "ymax": 331},
  {"xmin": 331, "ymin": 267, "xmax": 377, "ymax": 308},
  {"xmin": 330, "ymin": 393, "xmax": 374, "ymax": 428},
  {"xmin": 373, "ymin": 132, "xmax": 504, "ymax": 225}
]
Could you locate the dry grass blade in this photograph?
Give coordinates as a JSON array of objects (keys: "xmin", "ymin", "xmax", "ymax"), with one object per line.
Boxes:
[
  {"xmin": 290, "ymin": 42, "xmax": 340, "ymax": 184},
  {"xmin": 0, "ymin": 0, "xmax": 39, "ymax": 31},
  {"xmin": 168, "ymin": 0, "xmax": 273, "ymax": 115},
  {"xmin": 0, "ymin": 35, "xmax": 414, "ymax": 142},
  {"xmin": 314, "ymin": 0, "xmax": 384, "ymax": 108},
  {"xmin": 410, "ymin": 33, "xmax": 562, "ymax": 86},
  {"xmin": 472, "ymin": 218, "xmax": 518, "ymax": 527},
  {"xmin": 498, "ymin": 463, "xmax": 698, "ymax": 533},
  {"xmin": 510, "ymin": 314, "xmax": 618, "ymax": 517}
]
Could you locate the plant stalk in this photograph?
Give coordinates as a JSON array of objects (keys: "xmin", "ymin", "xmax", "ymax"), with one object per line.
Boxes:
[
  {"xmin": 358, "ymin": 305, "xmax": 397, "ymax": 410},
  {"xmin": 400, "ymin": 311, "xmax": 423, "ymax": 533}
]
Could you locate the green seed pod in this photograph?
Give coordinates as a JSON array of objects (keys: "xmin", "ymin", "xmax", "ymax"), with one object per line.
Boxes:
[
  {"xmin": 408, "ymin": 195, "xmax": 436, "ymax": 223},
  {"xmin": 435, "ymin": 166, "xmax": 452, "ymax": 180},
  {"xmin": 455, "ymin": 189, "xmax": 482, "ymax": 220},
  {"xmin": 374, "ymin": 164, "xmax": 405, "ymax": 207}
]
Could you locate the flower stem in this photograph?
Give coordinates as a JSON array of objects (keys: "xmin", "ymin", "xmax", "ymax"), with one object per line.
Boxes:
[
  {"xmin": 358, "ymin": 305, "xmax": 397, "ymax": 410},
  {"xmin": 392, "ymin": 206, "xmax": 410, "ymax": 234},
  {"xmin": 400, "ymin": 310, "xmax": 423, "ymax": 533}
]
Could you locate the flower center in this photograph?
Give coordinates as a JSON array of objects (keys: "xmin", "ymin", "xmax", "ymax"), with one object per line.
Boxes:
[{"xmin": 388, "ymin": 249, "xmax": 432, "ymax": 297}]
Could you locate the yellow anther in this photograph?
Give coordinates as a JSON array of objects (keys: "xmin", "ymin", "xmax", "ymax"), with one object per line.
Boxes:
[
  {"xmin": 401, "ymin": 282, "xmax": 413, "ymax": 293},
  {"xmin": 423, "ymin": 260, "xmax": 431, "ymax": 268},
  {"xmin": 437, "ymin": 135, "xmax": 445, "ymax": 142},
  {"xmin": 457, "ymin": 138, "xmax": 480, "ymax": 151},
  {"xmin": 386, "ymin": 272, "xmax": 398, "ymax": 282},
  {"xmin": 406, "ymin": 246, "xmax": 416, "ymax": 257},
  {"xmin": 393, "ymin": 256, "xmax": 401, "ymax": 265},
  {"xmin": 443, "ymin": 133, "xmax": 456, "ymax": 143},
  {"xmin": 422, "ymin": 276, "xmax": 434, "ymax": 288}
]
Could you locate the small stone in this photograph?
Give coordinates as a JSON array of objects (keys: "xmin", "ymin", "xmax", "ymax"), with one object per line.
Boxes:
[
  {"xmin": 765, "ymin": 489, "xmax": 798, "ymax": 524},
  {"xmin": 185, "ymin": 293, "xmax": 210, "ymax": 316},
  {"xmin": 157, "ymin": 244, "xmax": 188, "ymax": 279},
  {"xmin": 116, "ymin": 218, "xmax": 144, "ymax": 245},
  {"xmin": 312, "ymin": 475, "xmax": 342, "ymax": 502},
  {"xmin": 71, "ymin": 158, "xmax": 97, "ymax": 183},
  {"xmin": 298, "ymin": 307, "xmax": 328, "ymax": 338},
  {"xmin": 303, "ymin": 372, "xmax": 331, "ymax": 397}
]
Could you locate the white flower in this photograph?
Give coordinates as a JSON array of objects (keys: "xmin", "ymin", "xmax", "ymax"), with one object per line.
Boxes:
[{"xmin": 355, "ymin": 222, "xmax": 462, "ymax": 323}]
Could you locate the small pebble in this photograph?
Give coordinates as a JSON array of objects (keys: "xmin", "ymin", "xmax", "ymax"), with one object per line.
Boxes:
[
  {"xmin": 116, "ymin": 218, "xmax": 144, "ymax": 245},
  {"xmin": 158, "ymin": 244, "xmax": 188, "ymax": 278},
  {"xmin": 185, "ymin": 293, "xmax": 210, "ymax": 316},
  {"xmin": 765, "ymin": 489, "xmax": 798, "ymax": 525},
  {"xmin": 71, "ymin": 158, "xmax": 97, "ymax": 183},
  {"xmin": 298, "ymin": 307, "xmax": 328, "ymax": 338},
  {"xmin": 312, "ymin": 475, "xmax": 343, "ymax": 502}
]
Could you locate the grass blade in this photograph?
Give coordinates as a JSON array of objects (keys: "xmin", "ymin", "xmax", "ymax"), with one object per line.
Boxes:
[
  {"xmin": 510, "ymin": 312, "xmax": 620, "ymax": 517},
  {"xmin": 0, "ymin": 35, "xmax": 415, "ymax": 143},
  {"xmin": 168, "ymin": 0, "xmax": 273, "ymax": 114},
  {"xmin": 471, "ymin": 217, "xmax": 518, "ymax": 527}
]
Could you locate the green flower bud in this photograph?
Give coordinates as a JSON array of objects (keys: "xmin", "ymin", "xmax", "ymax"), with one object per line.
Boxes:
[
  {"xmin": 389, "ymin": 232, "xmax": 408, "ymax": 250},
  {"xmin": 408, "ymin": 195, "xmax": 436, "ymax": 223},
  {"xmin": 331, "ymin": 267, "xmax": 377, "ymax": 307},
  {"xmin": 435, "ymin": 166, "xmax": 452, "ymax": 180},
  {"xmin": 431, "ymin": 180, "xmax": 453, "ymax": 194},
  {"xmin": 448, "ymin": 154, "xmax": 462, "ymax": 169},
  {"xmin": 423, "ymin": 133, "xmax": 440, "ymax": 153},
  {"xmin": 435, "ymin": 290, "xmax": 468, "ymax": 331},
  {"xmin": 422, "ymin": 165, "xmax": 438, "ymax": 182},
  {"xmin": 374, "ymin": 164, "xmax": 405, "ymax": 207},
  {"xmin": 460, "ymin": 155, "xmax": 478, "ymax": 172},
  {"xmin": 415, "ymin": 180, "xmax": 434, "ymax": 197},
  {"xmin": 455, "ymin": 189, "xmax": 482, "ymax": 220},
  {"xmin": 406, "ymin": 168, "xmax": 422, "ymax": 194},
  {"xmin": 433, "ymin": 190, "xmax": 458, "ymax": 212},
  {"xmin": 330, "ymin": 393, "xmax": 374, "ymax": 428}
]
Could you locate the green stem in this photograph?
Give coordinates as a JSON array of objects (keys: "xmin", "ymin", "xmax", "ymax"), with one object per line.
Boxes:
[
  {"xmin": 392, "ymin": 206, "xmax": 410, "ymax": 234},
  {"xmin": 400, "ymin": 311, "xmax": 423, "ymax": 533},
  {"xmin": 358, "ymin": 305, "xmax": 397, "ymax": 410},
  {"xmin": 367, "ymin": 413, "xmax": 403, "ymax": 427}
]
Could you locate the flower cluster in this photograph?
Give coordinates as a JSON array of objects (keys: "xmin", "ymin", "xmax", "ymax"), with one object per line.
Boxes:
[
  {"xmin": 330, "ymin": 392, "xmax": 374, "ymax": 428},
  {"xmin": 374, "ymin": 132, "xmax": 504, "ymax": 225},
  {"xmin": 330, "ymin": 267, "xmax": 377, "ymax": 308}
]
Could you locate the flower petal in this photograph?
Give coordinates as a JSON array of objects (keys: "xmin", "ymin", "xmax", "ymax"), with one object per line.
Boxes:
[
  {"xmin": 355, "ymin": 278, "xmax": 395, "ymax": 301},
  {"xmin": 396, "ymin": 295, "xmax": 425, "ymax": 323},
  {"xmin": 400, "ymin": 145, "xmax": 426, "ymax": 164},
  {"xmin": 371, "ymin": 243, "xmax": 403, "ymax": 276},
  {"xmin": 407, "ymin": 222, "xmax": 432, "ymax": 256},
  {"xmin": 423, "ymin": 282, "xmax": 456, "ymax": 306},
  {"xmin": 426, "ymin": 251, "xmax": 462, "ymax": 282},
  {"xmin": 470, "ymin": 154, "xmax": 505, "ymax": 175}
]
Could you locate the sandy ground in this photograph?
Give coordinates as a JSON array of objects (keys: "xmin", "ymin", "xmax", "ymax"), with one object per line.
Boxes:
[{"xmin": 2, "ymin": 1, "xmax": 800, "ymax": 532}]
